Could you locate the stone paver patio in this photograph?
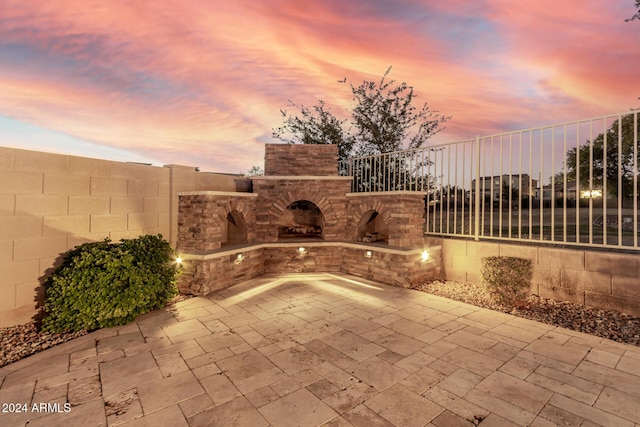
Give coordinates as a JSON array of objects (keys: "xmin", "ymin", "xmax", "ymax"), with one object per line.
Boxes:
[{"xmin": 1, "ymin": 272, "xmax": 640, "ymax": 427}]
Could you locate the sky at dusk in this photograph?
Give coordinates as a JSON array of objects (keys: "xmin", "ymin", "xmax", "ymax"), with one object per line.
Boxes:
[{"xmin": 1, "ymin": 0, "xmax": 639, "ymax": 173}]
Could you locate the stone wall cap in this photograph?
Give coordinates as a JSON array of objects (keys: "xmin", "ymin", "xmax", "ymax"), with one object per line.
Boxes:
[
  {"xmin": 251, "ymin": 176, "xmax": 353, "ymax": 181},
  {"xmin": 179, "ymin": 241, "xmax": 441, "ymax": 260},
  {"xmin": 178, "ymin": 191, "xmax": 258, "ymax": 197},
  {"xmin": 251, "ymin": 175, "xmax": 353, "ymax": 181},
  {"xmin": 346, "ymin": 190, "xmax": 428, "ymax": 196}
]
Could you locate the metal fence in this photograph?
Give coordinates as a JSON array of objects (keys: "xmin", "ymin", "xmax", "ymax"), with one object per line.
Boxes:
[{"xmin": 339, "ymin": 111, "xmax": 640, "ymax": 250}]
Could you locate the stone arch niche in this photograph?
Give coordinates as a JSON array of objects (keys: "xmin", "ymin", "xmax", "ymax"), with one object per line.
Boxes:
[
  {"xmin": 278, "ymin": 200, "xmax": 324, "ymax": 240},
  {"xmin": 223, "ymin": 209, "xmax": 248, "ymax": 246},
  {"xmin": 357, "ymin": 210, "xmax": 389, "ymax": 244}
]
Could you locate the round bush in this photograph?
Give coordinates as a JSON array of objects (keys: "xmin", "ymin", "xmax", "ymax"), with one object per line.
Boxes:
[{"xmin": 42, "ymin": 234, "xmax": 180, "ymax": 333}]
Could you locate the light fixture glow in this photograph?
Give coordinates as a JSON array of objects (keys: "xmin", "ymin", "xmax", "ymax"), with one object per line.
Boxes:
[
  {"xmin": 175, "ymin": 256, "xmax": 183, "ymax": 265},
  {"xmin": 236, "ymin": 253, "xmax": 244, "ymax": 261},
  {"xmin": 421, "ymin": 250, "xmax": 429, "ymax": 262},
  {"xmin": 364, "ymin": 250, "xmax": 372, "ymax": 258},
  {"xmin": 298, "ymin": 247, "xmax": 306, "ymax": 254}
]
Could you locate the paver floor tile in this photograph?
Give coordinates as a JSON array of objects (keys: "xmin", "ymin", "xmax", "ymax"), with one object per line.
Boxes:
[
  {"xmin": 594, "ymin": 386, "xmax": 640, "ymax": 423},
  {"xmin": 616, "ymin": 354, "xmax": 640, "ymax": 376},
  {"xmin": 104, "ymin": 388, "xmax": 142, "ymax": 426},
  {"xmin": 136, "ymin": 370, "xmax": 204, "ymax": 414},
  {"xmin": 365, "ymin": 383, "xmax": 443, "ymax": 427},
  {"xmin": 476, "ymin": 371, "xmax": 553, "ymax": 414},
  {"xmin": 440, "ymin": 347, "xmax": 503, "ymax": 376},
  {"xmin": 422, "ymin": 386, "xmax": 489, "ymax": 423},
  {"xmin": 178, "ymin": 393, "xmax": 214, "ymax": 418},
  {"xmin": 431, "ymin": 410, "xmax": 475, "ymax": 427},
  {"xmin": 321, "ymin": 330, "xmax": 370, "ymax": 354},
  {"xmin": 584, "ymin": 348, "xmax": 621, "ymax": 368},
  {"xmin": 270, "ymin": 368, "xmax": 322, "ymax": 397},
  {"xmin": 259, "ymin": 388, "xmax": 338, "ymax": 427},
  {"xmin": 443, "ymin": 330, "xmax": 498, "ymax": 352},
  {"xmin": 437, "ymin": 368, "xmax": 483, "ymax": 397},
  {"xmin": 187, "ymin": 397, "xmax": 269, "ymax": 427},
  {"xmin": 375, "ymin": 332, "xmax": 426, "ymax": 356},
  {"xmin": 194, "ymin": 330, "xmax": 245, "ymax": 353},
  {"xmin": 322, "ymin": 382, "xmax": 377, "ymax": 414},
  {"xmin": 2, "ymin": 353, "xmax": 69, "ymax": 388},
  {"xmin": 216, "ymin": 349, "xmax": 286, "ymax": 394},
  {"xmin": 307, "ymin": 378, "xmax": 340, "ymax": 399},
  {"xmin": 268, "ymin": 344, "xmax": 325, "ymax": 375},
  {"xmin": 573, "ymin": 360, "xmax": 640, "ymax": 397},
  {"xmin": 524, "ymin": 339, "xmax": 590, "ymax": 366},
  {"xmin": 346, "ymin": 357, "xmax": 409, "ymax": 391},
  {"xmin": 199, "ymin": 372, "xmax": 241, "ymax": 405},
  {"xmin": 463, "ymin": 388, "xmax": 536, "ymax": 426},
  {"xmin": 549, "ymin": 393, "xmax": 634, "ymax": 427},
  {"xmin": 498, "ymin": 357, "xmax": 538, "ymax": 379},
  {"xmin": 400, "ymin": 366, "xmax": 446, "ymax": 394},
  {"xmin": 489, "ymin": 324, "xmax": 544, "ymax": 344},
  {"xmin": 537, "ymin": 403, "xmax": 583, "ymax": 426},
  {"xmin": 342, "ymin": 404, "xmax": 395, "ymax": 427}
]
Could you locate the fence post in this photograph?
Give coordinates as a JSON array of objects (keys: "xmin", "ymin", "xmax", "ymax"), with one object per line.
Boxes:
[{"xmin": 474, "ymin": 135, "xmax": 481, "ymax": 241}]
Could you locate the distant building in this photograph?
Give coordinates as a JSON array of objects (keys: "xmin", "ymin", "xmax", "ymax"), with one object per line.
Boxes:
[{"xmin": 471, "ymin": 174, "xmax": 532, "ymax": 203}]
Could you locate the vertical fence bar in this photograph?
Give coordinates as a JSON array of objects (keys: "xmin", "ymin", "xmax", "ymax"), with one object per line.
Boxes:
[
  {"xmin": 563, "ymin": 124, "xmax": 567, "ymax": 243},
  {"xmin": 634, "ymin": 111, "xmax": 638, "ymax": 248},
  {"xmin": 475, "ymin": 136, "xmax": 481, "ymax": 241},
  {"xmin": 617, "ymin": 116, "xmax": 623, "ymax": 246},
  {"xmin": 508, "ymin": 134, "xmax": 513, "ymax": 238},
  {"xmin": 518, "ymin": 132, "xmax": 523, "ymax": 239},
  {"xmin": 528, "ymin": 130, "xmax": 533, "ymax": 240},
  {"xmin": 603, "ymin": 118, "xmax": 608, "ymax": 245},
  {"xmin": 551, "ymin": 127, "xmax": 555, "ymax": 241},
  {"xmin": 589, "ymin": 120, "xmax": 594, "ymax": 245},
  {"xmin": 454, "ymin": 144, "xmax": 458, "ymax": 234},
  {"xmin": 539, "ymin": 129, "xmax": 544, "ymax": 241},
  {"xmin": 576, "ymin": 123, "xmax": 580, "ymax": 242}
]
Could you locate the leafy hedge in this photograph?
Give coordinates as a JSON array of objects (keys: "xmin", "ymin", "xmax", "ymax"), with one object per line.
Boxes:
[
  {"xmin": 480, "ymin": 256, "xmax": 532, "ymax": 305},
  {"xmin": 42, "ymin": 234, "xmax": 180, "ymax": 332}
]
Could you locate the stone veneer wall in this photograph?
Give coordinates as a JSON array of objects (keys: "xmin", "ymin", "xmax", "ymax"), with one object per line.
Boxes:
[
  {"xmin": 178, "ymin": 243, "xmax": 442, "ymax": 295},
  {"xmin": 347, "ymin": 192, "xmax": 427, "ymax": 247},
  {"xmin": 441, "ymin": 239, "xmax": 640, "ymax": 315},
  {"xmin": 264, "ymin": 144, "xmax": 338, "ymax": 176},
  {"xmin": 250, "ymin": 177, "xmax": 352, "ymax": 242},
  {"xmin": 177, "ymin": 192, "xmax": 257, "ymax": 251}
]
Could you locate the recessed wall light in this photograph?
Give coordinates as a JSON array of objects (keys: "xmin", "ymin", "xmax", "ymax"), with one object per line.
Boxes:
[
  {"xmin": 364, "ymin": 250, "xmax": 372, "ymax": 258},
  {"xmin": 421, "ymin": 250, "xmax": 429, "ymax": 262},
  {"xmin": 236, "ymin": 253, "xmax": 244, "ymax": 261},
  {"xmin": 298, "ymin": 247, "xmax": 306, "ymax": 254}
]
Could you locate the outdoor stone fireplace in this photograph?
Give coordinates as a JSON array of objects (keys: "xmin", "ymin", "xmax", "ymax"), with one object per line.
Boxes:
[{"xmin": 176, "ymin": 144, "xmax": 441, "ymax": 295}]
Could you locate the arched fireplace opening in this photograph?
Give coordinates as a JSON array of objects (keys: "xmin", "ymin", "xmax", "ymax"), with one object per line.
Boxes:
[
  {"xmin": 358, "ymin": 210, "xmax": 388, "ymax": 244},
  {"xmin": 222, "ymin": 210, "xmax": 248, "ymax": 246},
  {"xmin": 278, "ymin": 200, "xmax": 324, "ymax": 240}
]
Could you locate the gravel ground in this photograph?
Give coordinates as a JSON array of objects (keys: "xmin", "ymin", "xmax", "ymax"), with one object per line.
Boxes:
[
  {"xmin": 2, "ymin": 284, "xmax": 639, "ymax": 368},
  {"xmin": 415, "ymin": 281, "xmax": 640, "ymax": 347},
  {"xmin": 0, "ymin": 294, "xmax": 193, "ymax": 368}
]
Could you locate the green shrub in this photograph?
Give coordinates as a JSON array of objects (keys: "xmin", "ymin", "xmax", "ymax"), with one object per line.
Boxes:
[
  {"xmin": 42, "ymin": 234, "xmax": 180, "ymax": 333},
  {"xmin": 480, "ymin": 256, "xmax": 532, "ymax": 305}
]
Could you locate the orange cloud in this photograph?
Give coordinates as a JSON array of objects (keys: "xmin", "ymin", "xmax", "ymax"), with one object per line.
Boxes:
[{"xmin": 0, "ymin": 0, "xmax": 637, "ymax": 172}]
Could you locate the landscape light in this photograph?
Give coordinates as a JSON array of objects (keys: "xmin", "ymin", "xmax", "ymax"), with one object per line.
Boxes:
[
  {"xmin": 236, "ymin": 253, "xmax": 244, "ymax": 261},
  {"xmin": 298, "ymin": 247, "xmax": 306, "ymax": 254},
  {"xmin": 175, "ymin": 256, "xmax": 183, "ymax": 265},
  {"xmin": 421, "ymin": 250, "xmax": 429, "ymax": 262},
  {"xmin": 364, "ymin": 250, "xmax": 372, "ymax": 258}
]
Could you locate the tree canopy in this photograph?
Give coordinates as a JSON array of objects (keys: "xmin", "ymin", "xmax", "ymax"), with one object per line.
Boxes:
[
  {"xmin": 627, "ymin": 0, "xmax": 640, "ymax": 21},
  {"xmin": 560, "ymin": 113, "xmax": 639, "ymax": 200},
  {"xmin": 273, "ymin": 68, "xmax": 450, "ymax": 161}
]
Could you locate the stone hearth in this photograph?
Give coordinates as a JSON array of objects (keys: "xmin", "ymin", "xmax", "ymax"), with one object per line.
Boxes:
[{"xmin": 177, "ymin": 144, "xmax": 441, "ymax": 295}]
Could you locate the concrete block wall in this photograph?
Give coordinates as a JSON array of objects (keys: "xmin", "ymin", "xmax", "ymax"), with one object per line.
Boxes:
[
  {"xmin": 264, "ymin": 144, "xmax": 338, "ymax": 176},
  {"xmin": 0, "ymin": 146, "xmax": 239, "ymax": 327},
  {"xmin": 441, "ymin": 238, "xmax": 640, "ymax": 315}
]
